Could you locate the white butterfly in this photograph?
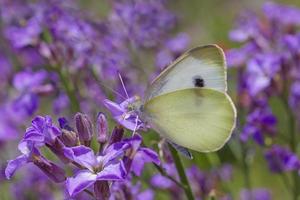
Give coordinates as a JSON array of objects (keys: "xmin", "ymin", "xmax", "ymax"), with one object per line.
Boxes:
[{"xmin": 105, "ymin": 44, "xmax": 237, "ymax": 153}]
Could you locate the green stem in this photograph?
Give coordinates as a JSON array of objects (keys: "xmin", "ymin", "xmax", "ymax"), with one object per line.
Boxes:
[
  {"xmin": 55, "ymin": 66, "xmax": 80, "ymax": 112},
  {"xmin": 241, "ymin": 143, "xmax": 251, "ymax": 190},
  {"xmin": 168, "ymin": 144, "xmax": 195, "ymax": 200},
  {"xmin": 153, "ymin": 163, "xmax": 184, "ymax": 188},
  {"xmin": 280, "ymin": 95, "xmax": 299, "ymax": 200}
]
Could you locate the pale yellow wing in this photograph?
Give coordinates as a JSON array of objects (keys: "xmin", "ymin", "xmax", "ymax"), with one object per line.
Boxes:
[
  {"xmin": 144, "ymin": 45, "xmax": 227, "ymax": 101},
  {"xmin": 143, "ymin": 88, "xmax": 236, "ymax": 152}
]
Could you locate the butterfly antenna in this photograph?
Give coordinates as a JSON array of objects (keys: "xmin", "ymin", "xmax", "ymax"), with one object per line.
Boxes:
[
  {"xmin": 118, "ymin": 72, "xmax": 130, "ymax": 99},
  {"xmin": 132, "ymin": 115, "xmax": 139, "ymax": 136},
  {"xmin": 96, "ymin": 79, "xmax": 127, "ymax": 100}
]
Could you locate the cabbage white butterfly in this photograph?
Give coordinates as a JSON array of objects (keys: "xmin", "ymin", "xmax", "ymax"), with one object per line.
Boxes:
[
  {"xmin": 105, "ymin": 44, "xmax": 236, "ymax": 153},
  {"xmin": 139, "ymin": 44, "xmax": 236, "ymax": 153}
]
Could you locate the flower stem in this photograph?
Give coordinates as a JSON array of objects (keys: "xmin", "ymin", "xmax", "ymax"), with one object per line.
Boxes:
[
  {"xmin": 153, "ymin": 163, "xmax": 184, "ymax": 188},
  {"xmin": 168, "ymin": 144, "xmax": 195, "ymax": 200},
  {"xmin": 55, "ymin": 66, "xmax": 81, "ymax": 112},
  {"xmin": 280, "ymin": 94, "xmax": 299, "ymax": 200},
  {"xmin": 241, "ymin": 143, "xmax": 251, "ymax": 189}
]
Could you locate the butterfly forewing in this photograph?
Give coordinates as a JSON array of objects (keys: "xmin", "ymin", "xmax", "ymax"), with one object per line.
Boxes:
[
  {"xmin": 144, "ymin": 45, "xmax": 227, "ymax": 102},
  {"xmin": 144, "ymin": 88, "xmax": 236, "ymax": 152}
]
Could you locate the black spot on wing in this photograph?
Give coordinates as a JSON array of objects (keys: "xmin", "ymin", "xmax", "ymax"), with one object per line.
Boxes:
[{"xmin": 193, "ymin": 75, "xmax": 205, "ymax": 87}]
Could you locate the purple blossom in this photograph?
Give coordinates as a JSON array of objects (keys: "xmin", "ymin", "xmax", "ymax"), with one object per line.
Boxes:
[
  {"xmin": 10, "ymin": 166, "xmax": 58, "ymax": 200},
  {"xmin": 63, "ymin": 144, "xmax": 128, "ymax": 197},
  {"xmin": 240, "ymin": 188, "xmax": 272, "ymax": 200},
  {"xmin": 263, "ymin": 2, "xmax": 300, "ymax": 26},
  {"xmin": 240, "ymin": 105, "xmax": 277, "ymax": 145},
  {"xmin": 265, "ymin": 145, "xmax": 300, "ymax": 173},
  {"xmin": 110, "ymin": 180, "xmax": 154, "ymax": 200},
  {"xmin": 13, "ymin": 70, "xmax": 48, "ymax": 92},
  {"xmin": 111, "ymin": 0, "xmax": 176, "ymax": 48},
  {"xmin": 5, "ymin": 141, "xmax": 66, "ymax": 183},
  {"xmin": 245, "ymin": 53, "xmax": 282, "ymax": 96},
  {"xmin": 20, "ymin": 116, "xmax": 61, "ymax": 147},
  {"xmin": 103, "ymin": 96, "xmax": 147, "ymax": 131},
  {"xmin": 123, "ymin": 134, "xmax": 160, "ymax": 176},
  {"xmin": 289, "ymin": 81, "xmax": 300, "ymax": 117}
]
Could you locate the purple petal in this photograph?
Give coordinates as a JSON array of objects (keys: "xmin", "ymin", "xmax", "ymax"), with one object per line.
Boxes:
[
  {"xmin": 97, "ymin": 162, "xmax": 126, "ymax": 181},
  {"xmin": 131, "ymin": 148, "xmax": 160, "ymax": 176},
  {"xmin": 102, "ymin": 142, "xmax": 129, "ymax": 166},
  {"xmin": 66, "ymin": 170, "xmax": 97, "ymax": 197},
  {"xmin": 137, "ymin": 189, "xmax": 154, "ymax": 200},
  {"xmin": 5, "ymin": 154, "xmax": 29, "ymax": 179},
  {"xmin": 114, "ymin": 115, "xmax": 137, "ymax": 131},
  {"xmin": 63, "ymin": 146, "xmax": 96, "ymax": 171},
  {"xmin": 151, "ymin": 174, "xmax": 174, "ymax": 189},
  {"xmin": 103, "ymin": 99, "xmax": 124, "ymax": 116}
]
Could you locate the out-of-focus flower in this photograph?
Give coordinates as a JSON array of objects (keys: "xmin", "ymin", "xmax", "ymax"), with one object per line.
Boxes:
[
  {"xmin": 263, "ymin": 2, "xmax": 300, "ymax": 26},
  {"xmin": 240, "ymin": 105, "xmax": 277, "ymax": 145},
  {"xmin": 240, "ymin": 188, "xmax": 272, "ymax": 200},
  {"xmin": 151, "ymin": 163, "xmax": 232, "ymax": 199},
  {"xmin": 110, "ymin": 180, "xmax": 154, "ymax": 200},
  {"xmin": 10, "ymin": 166, "xmax": 59, "ymax": 200},
  {"xmin": 265, "ymin": 145, "xmax": 300, "ymax": 173},
  {"xmin": 111, "ymin": 0, "xmax": 176, "ymax": 48}
]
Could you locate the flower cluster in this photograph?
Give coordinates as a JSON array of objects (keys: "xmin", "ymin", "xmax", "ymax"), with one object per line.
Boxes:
[
  {"xmin": 0, "ymin": 0, "xmax": 190, "ymax": 144},
  {"xmin": 5, "ymin": 113, "xmax": 159, "ymax": 198},
  {"xmin": 227, "ymin": 2, "xmax": 300, "ymax": 145},
  {"xmin": 227, "ymin": 2, "xmax": 300, "ymax": 199}
]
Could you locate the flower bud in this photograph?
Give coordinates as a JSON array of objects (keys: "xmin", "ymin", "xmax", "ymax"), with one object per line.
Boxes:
[
  {"xmin": 96, "ymin": 112, "xmax": 108, "ymax": 144},
  {"xmin": 75, "ymin": 113, "xmax": 93, "ymax": 146},
  {"xmin": 58, "ymin": 117, "xmax": 79, "ymax": 147},
  {"xmin": 108, "ymin": 126, "xmax": 124, "ymax": 145},
  {"xmin": 33, "ymin": 156, "xmax": 66, "ymax": 183},
  {"xmin": 61, "ymin": 129, "xmax": 78, "ymax": 147}
]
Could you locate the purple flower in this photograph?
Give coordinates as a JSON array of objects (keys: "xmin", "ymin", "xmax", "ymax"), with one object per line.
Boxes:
[
  {"xmin": 240, "ymin": 105, "xmax": 277, "ymax": 145},
  {"xmin": 10, "ymin": 167, "xmax": 58, "ymax": 200},
  {"xmin": 111, "ymin": 0, "xmax": 176, "ymax": 48},
  {"xmin": 13, "ymin": 70, "xmax": 48, "ymax": 92},
  {"xmin": 289, "ymin": 81, "xmax": 300, "ymax": 112},
  {"xmin": 240, "ymin": 188, "xmax": 272, "ymax": 200},
  {"xmin": 229, "ymin": 11, "xmax": 261, "ymax": 43},
  {"xmin": 265, "ymin": 145, "xmax": 300, "ymax": 173},
  {"xmin": 155, "ymin": 33, "xmax": 190, "ymax": 69},
  {"xmin": 4, "ymin": 11, "xmax": 43, "ymax": 49},
  {"xmin": 5, "ymin": 141, "xmax": 65, "ymax": 183},
  {"xmin": 263, "ymin": 2, "xmax": 300, "ymax": 26},
  {"xmin": 110, "ymin": 180, "xmax": 154, "ymax": 200},
  {"xmin": 21, "ymin": 116, "xmax": 61, "ymax": 147},
  {"xmin": 63, "ymin": 144, "xmax": 128, "ymax": 197},
  {"xmin": 103, "ymin": 96, "xmax": 147, "ymax": 131},
  {"xmin": 245, "ymin": 53, "xmax": 282, "ymax": 96},
  {"xmin": 123, "ymin": 134, "xmax": 160, "ymax": 176}
]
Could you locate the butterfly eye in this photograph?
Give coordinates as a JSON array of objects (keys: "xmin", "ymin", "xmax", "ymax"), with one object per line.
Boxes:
[{"xmin": 193, "ymin": 76, "xmax": 205, "ymax": 87}]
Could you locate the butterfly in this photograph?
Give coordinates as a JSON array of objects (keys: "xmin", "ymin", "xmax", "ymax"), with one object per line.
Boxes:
[
  {"xmin": 140, "ymin": 44, "xmax": 236, "ymax": 153},
  {"xmin": 105, "ymin": 44, "xmax": 236, "ymax": 154}
]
